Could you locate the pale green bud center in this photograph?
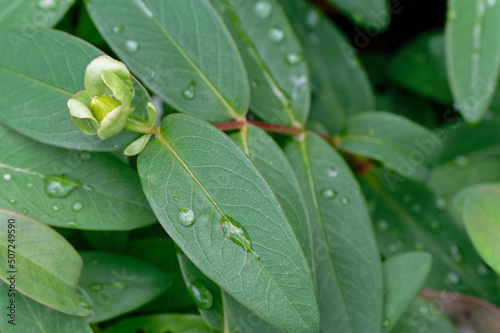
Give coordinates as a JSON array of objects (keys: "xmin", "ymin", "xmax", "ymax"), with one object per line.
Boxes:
[{"xmin": 89, "ymin": 96, "xmax": 122, "ymax": 122}]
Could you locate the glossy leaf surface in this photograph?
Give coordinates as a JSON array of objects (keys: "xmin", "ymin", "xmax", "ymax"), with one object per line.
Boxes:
[
  {"xmin": 325, "ymin": 0, "xmax": 389, "ymax": 30},
  {"xmin": 0, "ymin": 0, "xmax": 74, "ymax": 29},
  {"xmin": 0, "ymin": 124, "xmax": 155, "ymax": 230},
  {"xmin": 0, "ymin": 28, "xmax": 151, "ymax": 150},
  {"xmin": 103, "ymin": 314, "xmax": 209, "ymax": 333},
  {"xmin": 87, "ymin": 0, "xmax": 249, "ymax": 122},
  {"xmin": 0, "ymin": 209, "xmax": 91, "ymax": 316},
  {"xmin": 138, "ymin": 114, "xmax": 319, "ymax": 332},
  {"xmin": 285, "ymin": 133, "xmax": 383, "ymax": 333}
]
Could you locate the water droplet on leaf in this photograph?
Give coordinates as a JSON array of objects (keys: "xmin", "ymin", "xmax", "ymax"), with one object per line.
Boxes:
[
  {"xmin": 306, "ymin": 10, "xmax": 320, "ymax": 26},
  {"xmin": 341, "ymin": 197, "xmax": 350, "ymax": 205},
  {"xmin": 454, "ymin": 155, "xmax": 469, "ymax": 166},
  {"xmin": 320, "ymin": 189, "xmax": 336, "ymax": 198},
  {"xmin": 8, "ymin": 199, "xmax": 16, "ymax": 204},
  {"xmin": 253, "ymin": 1, "xmax": 272, "ymax": 18},
  {"xmin": 89, "ymin": 284, "xmax": 103, "ymax": 291},
  {"xmin": 68, "ymin": 221, "xmax": 78, "ymax": 228},
  {"xmin": 125, "ymin": 40, "xmax": 139, "ymax": 52},
  {"xmin": 477, "ymin": 264, "xmax": 489, "ymax": 276},
  {"xmin": 178, "ymin": 208, "xmax": 195, "ymax": 227},
  {"xmin": 52, "ymin": 205, "xmax": 59, "ymax": 211},
  {"xmin": 378, "ymin": 220, "xmax": 388, "ymax": 231},
  {"xmin": 72, "ymin": 202, "xmax": 83, "ymax": 212},
  {"xmin": 182, "ymin": 82, "xmax": 196, "ymax": 100},
  {"xmin": 22, "ymin": 208, "xmax": 29, "ymax": 214},
  {"xmin": 445, "ymin": 271, "xmax": 460, "ymax": 285},
  {"xmin": 285, "ymin": 52, "xmax": 304, "ymax": 66},
  {"xmin": 80, "ymin": 152, "xmax": 91, "ymax": 162},
  {"xmin": 112, "ymin": 25, "xmax": 123, "ymax": 34},
  {"xmin": 188, "ymin": 280, "xmax": 213, "ymax": 309},
  {"xmin": 3, "ymin": 173, "xmax": 11, "ymax": 181},
  {"xmin": 327, "ymin": 168, "xmax": 338, "ymax": 178},
  {"xmin": 173, "ymin": 196, "xmax": 179, "ymax": 201},
  {"xmin": 429, "ymin": 220, "xmax": 441, "ymax": 230},
  {"xmin": 382, "ymin": 318, "xmax": 390, "ymax": 328},
  {"xmin": 110, "ymin": 281, "xmax": 128, "ymax": 289},
  {"xmin": 267, "ymin": 27, "xmax": 285, "ymax": 42},
  {"xmin": 44, "ymin": 175, "xmax": 78, "ymax": 198},
  {"xmin": 38, "ymin": 0, "xmax": 57, "ymax": 10},
  {"xmin": 220, "ymin": 215, "xmax": 259, "ymax": 260}
]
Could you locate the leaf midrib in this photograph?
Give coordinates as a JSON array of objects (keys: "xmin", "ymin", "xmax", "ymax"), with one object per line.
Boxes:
[
  {"xmin": 156, "ymin": 133, "xmax": 312, "ymax": 331},
  {"xmin": 298, "ymin": 137, "xmax": 355, "ymax": 333},
  {"xmin": 365, "ymin": 173, "xmax": 489, "ymax": 297},
  {"xmin": 136, "ymin": 0, "xmax": 241, "ymax": 120}
]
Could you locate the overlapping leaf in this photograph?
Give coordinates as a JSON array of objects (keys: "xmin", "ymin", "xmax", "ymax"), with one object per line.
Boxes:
[
  {"xmin": 0, "ymin": 28, "xmax": 151, "ymax": 150},
  {"xmin": 445, "ymin": 0, "xmax": 500, "ymax": 123},
  {"xmin": 79, "ymin": 251, "xmax": 170, "ymax": 323},
  {"xmin": 281, "ymin": 0, "xmax": 374, "ymax": 134},
  {"xmin": 138, "ymin": 114, "xmax": 319, "ymax": 332},
  {"xmin": 87, "ymin": 0, "xmax": 249, "ymax": 123},
  {"xmin": 359, "ymin": 168, "xmax": 500, "ymax": 304},
  {"xmin": 0, "ymin": 209, "xmax": 92, "ymax": 316},
  {"xmin": 0, "ymin": 124, "xmax": 155, "ymax": 230},
  {"xmin": 0, "ymin": 0, "xmax": 73, "ymax": 30},
  {"xmin": 103, "ymin": 314, "xmax": 210, "ymax": 333},
  {"xmin": 325, "ymin": 0, "xmax": 389, "ymax": 31},
  {"xmin": 339, "ymin": 111, "xmax": 443, "ymax": 181},
  {"xmin": 285, "ymin": 133, "xmax": 383, "ymax": 333}
]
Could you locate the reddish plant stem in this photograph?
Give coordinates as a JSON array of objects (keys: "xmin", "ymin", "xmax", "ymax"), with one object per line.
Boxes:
[{"xmin": 213, "ymin": 119, "xmax": 304, "ymax": 137}]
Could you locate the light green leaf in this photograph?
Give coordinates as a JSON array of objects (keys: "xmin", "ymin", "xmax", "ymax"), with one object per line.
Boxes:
[
  {"xmin": 87, "ymin": 0, "xmax": 249, "ymax": 122},
  {"xmin": 390, "ymin": 297, "xmax": 457, "ymax": 333},
  {"xmin": 339, "ymin": 111, "xmax": 443, "ymax": 181},
  {"xmin": 459, "ymin": 185, "xmax": 500, "ymax": 274},
  {"xmin": 359, "ymin": 168, "xmax": 500, "ymax": 304},
  {"xmin": 325, "ymin": 0, "xmax": 390, "ymax": 30},
  {"xmin": 230, "ymin": 125, "xmax": 313, "ymax": 269},
  {"xmin": 445, "ymin": 0, "xmax": 500, "ymax": 123},
  {"xmin": 124, "ymin": 134, "xmax": 151, "ymax": 156},
  {"xmin": 223, "ymin": 291, "xmax": 280, "ymax": 333},
  {"xmin": 0, "ymin": 28, "xmax": 151, "ymax": 151},
  {"xmin": 177, "ymin": 252, "xmax": 223, "ymax": 331},
  {"xmin": 78, "ymin": 251, "xmax": 170, "ymax": 323},
  {"xmin": 0, "ymin": 124, "xmax": 156, "ymax": 230},
  {"xmin": 211, "ymin": 0, "xmax": 309, "ymax": 125},
  {"xmin": 281, "ymin": 0, "xmax": 375, "ymax": 135},
  {"xmin": 102, "ymin": 314, "xmax": 210, "ymax": 333},
  {"xmin": 382, "ymin": 251, "xmax": 432, "ymax": 333},
  {"xmin": 0, "ymin": 281, "xmax": 93, "ymax": 333},
  {"xmin": 0, "ymin": 209, "xmax": 92, "ymax": 316},
  {"xmin": 284, "ymin": 133, "xmax": 383, "ymax": 333},
  {"xmin": 0, "ymin": 0, "xmax": 74, "ymax": 29},
  {"xmin": 138, "ymin": 114, "xmax": 319, "ymax": 333},
  {"xmin": 389, "ymin": 31, "xmax": 453, "ymax": 105}
]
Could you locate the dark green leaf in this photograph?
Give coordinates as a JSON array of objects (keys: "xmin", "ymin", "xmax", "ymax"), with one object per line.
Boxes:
[
  {"xmin": 177, "ymin": 253, "xmax": 224, "ymax": 331},
  {"xmin": 79, "ymin": 251, "xmax": 170, "ymax": 323},
  {"xmin": 382, "ymin": 251, "xmax": 432, "ymax": 332},
  {"xmin": 0, "ymin": 124, "xmax": 156, "ymax": 230},
  {"xmin": 281, "ymin": 0, "xmax": 374, "ymax": 135},
  {"xmin": 0, "ymin": 0, "xmax": 74, "ymax": 30},
  {"xmin": 230, "ymin": 125, "xmax": 313, "ymax": 269},
  {"xmin": 459, "ymin": 184, "xmax": 500, "ymax": 274},
  {"xmin": 0, "ymin": 28, "xmax": 151, "ymax": 150},
  {"xmin": 389, "ymin": 31, "xmax": 453, "ymax": 105},
  {"xmin": 211, "ymin": 0, "xmax": 310, "ymax": 125},
  {"xmin": 82, "ymin": 231, "xmax": 129, "ymax": 251},
  {"xmin": 359, "ymin": 168, "xmax": 500, "ymax": 304},
  {"xmin": 0, "ymin": 209, "xmax": 92, "ymax": 316},
  {"xmin": 445, "ymin": 0, "xmax": 500, "ymax": 123},
  {"xmin": 339, "ymin": 111, "xmax": 443, "ymax": 181},
  {"xmin": 138, "ymin": 114, "xmax": 319, "ymax": 333},
  {"xmin": 390, "ymin": 297, "xmax": 457, "ymax": 333},
  {"xmin": 0, "ymin": 281, "xmax": 92, "ymax": 333},
  {"xmin": 325, "ymin": 0, "xmax": 390, "ymax": 30},
  {"xmin": 285, "ymin": 133, "xmax": 383, "ymax": 333},
  {"xmin": 102, "ymin": 314, "xmax": 210, "ymax": 333},
  {"xmin": 87, "ymin": 0, "xmax": 249, "ymax": 123}
]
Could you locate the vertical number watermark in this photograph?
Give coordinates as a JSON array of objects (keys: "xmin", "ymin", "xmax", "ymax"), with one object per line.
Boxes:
[{"xmin": 6, "ymin": 217, "xmax": 16, "ymax": 325}]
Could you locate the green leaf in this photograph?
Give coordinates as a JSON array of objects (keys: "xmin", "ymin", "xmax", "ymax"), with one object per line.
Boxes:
[
  {"xmin": 0, "ymin": 281, "xmax": 93, "ymax": 333},
  {"xmin": 86, "ymin": 0, "xmax": 249, "ymax": 123},
  {"xmin": 359, "ymin": 168, "xmax": 500, "ymax": 304},
  {"xmin": 281, "ymin": 0, "xmax": 375, "ymax": 134},
  {"xmin": 0, "ymin": 124, "xmax": 156, "ymax": 230},
  {"xmin": 177, "ymin": 253, "xmax": 223, "ymax": 331},
  {"xmin": 284, "ymin": 133, "xmax": 383, "ymax": 333},
  {"xmin": 0, "ymin": 28, "xmax": 151, "ymax": 151},
  {"xmin": 325, "ymin": 0, "xmax": 390, "ymax": 30},
  {"xmin": 0, "ymin": 209, "xmax": 92, "ymax": 316},
  {"xmin": 230, "ymin": 125, "xmax": 313, "ymax": 269},
  {"xmin": 390, "ymin": 297, "xmax": 457, "ymax": 333},
  {"xmin": 82, "ymin": 230, "xmax": 130, "ymax": 252},
  {"xmin": 445, "ymin": 0, "xmax": 500, "ymax": 123},
  {"xmin": 138, "ymin": 114, "xmax": 319, "ymax": 333},
  {"xmin": 223, "ymin": 291, "xmax": 280, "ymax": 333},
  {"xmin": 211, "ymin": 0, "xmax": 309, "ymax": 126},
  {"xmin": 459, "ymin": 184, "xmax": 500, "ymax": 274},
  {"xmin": 339, "ymin": 111, "xmax": 443, "ymax": 181},
  {"xmin": 281, "ymin": 0, "xmax": 374, "ymax": 135},
  {"xmin": 102, "ymin": 314, "xmax": 210, "ymax": 333},
  {"xmin": 0, "ymin": 0, "xmax": 74, "ymax": 30},
  {"xmin": 389, "ymin": 31, "xmax": 453, "ymax": 105},
  {"xmin": 382, "ymin": 251, "xmax": 432, "ymax": 333},
  {"xmin": 124, "ymin": 237, "xmax": 194, "ymax": 312},
  {"xmin": 78, "ymin": 251, "xmax": 170, "ymax": 323}
]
